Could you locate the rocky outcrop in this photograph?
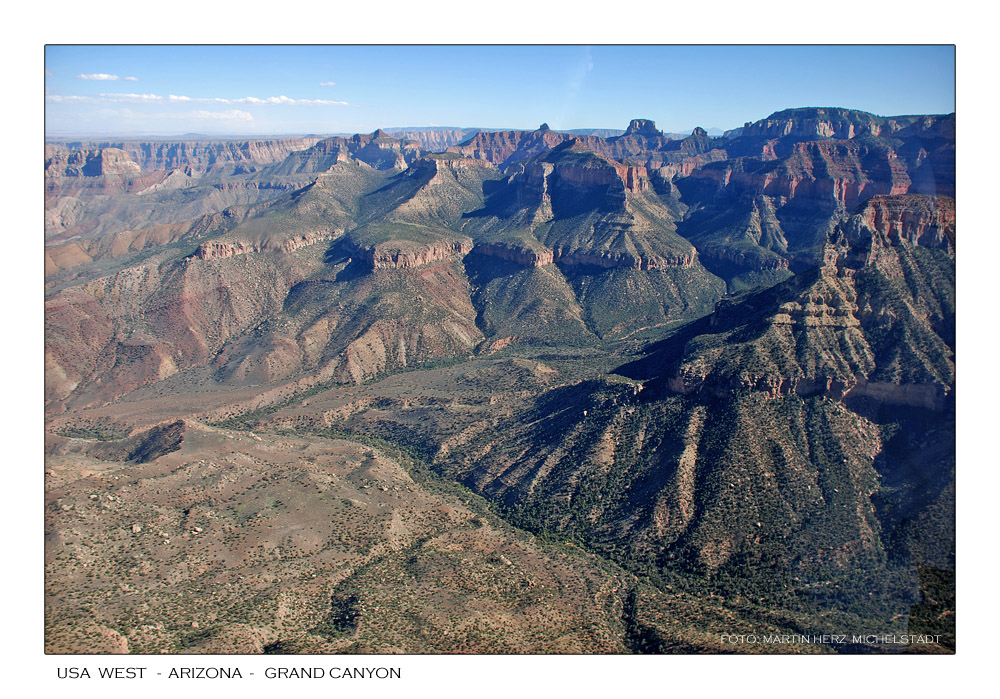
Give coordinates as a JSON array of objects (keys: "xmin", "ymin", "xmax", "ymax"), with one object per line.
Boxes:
[
  {"xmin": 189, "ymin": 229, "xmax": 334, "ymax": 260},
  {"xmin": 360, "ymin": 239, "xmax": 473, "ymax": 270},
  {"xmin": 735, "ymin": 109, "xmax": 955, "ymax": 164},
  {"xmin": 504, "ymin": 142, "xmax": 652, "ymax": 209},
  {"xmin": 856, "ymin": 194, "xmax": 955, "ymax": 250},
  {"xmin": 465, "ymin": 140, "xmax": 704, "ymax": 284},
  {"xmin": 740, "ymin": 107, "xmax": 891, "ymax": 140},
  {"xmin": 554, "ymin": 248, "xmax": 696, "ymax": 270},
  {"xmin": 473, "ymin": 242, "xmax": 554, "ymax": 267},
  {"xmin": 46, "ymin": 146, "xmax": 140, "ymax": 177},
  {"xmin": 687, "ymin": 141, "xmax": 911, "ymax": 210},
  {"xmin": 669, "ymin": 366, "xmax": 947, "ymax": 411},
  {"xmin": 676, "ymin": 109, "xmax": 954, "ymax": 284},
  {"xmin": 85, "ymin": 148, "xmax": 141, "ymax": 176},
  {"xmin": 553, "ymin": 157, "xmax": 650, "ymax": 194},
  {"xmin": 86, "ymin": 420, "xmax": 186, "ymax": 463},
  {"xmin": 472, "ymin": 241, "xmax": 696, "ymax": 270},
  {"xmin": 623, "ymin": 118, "xmax": 660, "ymax": 137}
]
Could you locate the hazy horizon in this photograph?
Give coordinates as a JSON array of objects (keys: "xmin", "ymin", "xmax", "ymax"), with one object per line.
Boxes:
[{"xmin": 42, "ymin": 124, "xmax": 729, "ymax": 140}]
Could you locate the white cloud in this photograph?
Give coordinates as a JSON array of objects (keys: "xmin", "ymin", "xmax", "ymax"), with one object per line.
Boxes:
[
  {"xmin": 320, "ymin": 81, "xmax": 336, "ymax": 86},
  {"xmin": 123, "ymin": 76, "xmax": 140, "ymax": 82},
  {"xmin": 47, "ymin": 92, "xmax": 349, "ymax": 106},
  {"xmin": 99, "ymin": 93, "xmax": 164, "ymax": 102},
  {"xmin": 76, "ymin": 73, "xmax": 120, "ymax": 81},
  {"xmin": 232, "ymin": 95, "xmax": 347, "ymax": 105}
]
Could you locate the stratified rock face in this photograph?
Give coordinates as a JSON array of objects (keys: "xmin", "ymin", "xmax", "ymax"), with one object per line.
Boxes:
[
  {"xmin": 497, "ymin": 145, "xmax": 651, "ymax": 215},
  {"xmin": 741, "ymin": 107, "xmax": 889, "ymax": 140},
  {"xmin": 45, "ymin": 137, "xmax": 322, "ymax": 175},
  {"xmin": 44, "ymin": 169, "xmax": 177, "ymax": 202},
  {"xmin": 43, "ymin": 137, "xmax": 333, "ymax": 246},
  {"xmin": 42, "ymin": 112, "xmax": 956, "ymax": 402},
  {"xmin": 624, "ymin": 118, "xmax": 660, "ymax": 137},
  {"xmin": 191, "ymin": 229, "xmax": 334, "ymax": 260},
  {"xmin": 736, "ymin": 107, "xmax": 955, "ymax": 144},
  {"xmin": 471, "ymin": 241, "xmax": 695, "ymax": 271},
  {"xmin": 360, "ymin": 239, "xmax": 473, "ymax": 270},
  {"xmin": 472, "ymin": 242, "xmax": 554, "ymax": 267},
  {"xmin": 86, "ymin": 148, "xmax": 142, "ymax": 176},
  {"xmin": 555, "ymin": 248, "xmax": 695, "ymax": 270},
  {"xmin": 46, "ymin": 146, "xmax": 140, "ymax": 177},
  {"xmin": 685, "ymin": 140, "xmax": 912, "ymax": 211},
  {"xmin": 855, "ymin": 194, "xmax": 954, "ymax": 250}
]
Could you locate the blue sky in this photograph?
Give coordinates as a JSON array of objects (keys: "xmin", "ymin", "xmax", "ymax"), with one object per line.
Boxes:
[{"xmin": 45, "ymin": 45, "xmax": 956, "ymax": 136}]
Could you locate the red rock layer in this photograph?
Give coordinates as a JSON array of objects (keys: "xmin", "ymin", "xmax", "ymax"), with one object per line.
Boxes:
[
  {"xmin": 190, "ymin": 230, "xmax": 333, "ymax": 260},
  {"xmin": 857, "ymin": 195, "xmax": 955, "ymax": 249},
  {"xmin": 363, "ymin": 240, "xmax": 474, "ymax": 270}
]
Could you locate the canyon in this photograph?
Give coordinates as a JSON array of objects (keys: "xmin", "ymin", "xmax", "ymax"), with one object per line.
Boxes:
[{"xmin": 45, "ymin": 107, "xmax": 955, "ymax": 655}]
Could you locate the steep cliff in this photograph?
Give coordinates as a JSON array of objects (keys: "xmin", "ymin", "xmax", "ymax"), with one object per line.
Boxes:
[{"xmin": 45, "ymin": 137, "xmax": 322, "ymax": 175}]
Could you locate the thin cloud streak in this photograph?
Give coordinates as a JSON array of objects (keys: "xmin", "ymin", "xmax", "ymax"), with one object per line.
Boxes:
[{"xmin": 48, "ymin": 93, "xmax": 349, "ymax": 106}]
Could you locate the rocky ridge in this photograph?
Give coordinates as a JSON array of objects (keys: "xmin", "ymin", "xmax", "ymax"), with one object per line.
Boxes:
[{"xmin": 45, "ymin": 137, "xmax": 322, "ymax": 175}]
